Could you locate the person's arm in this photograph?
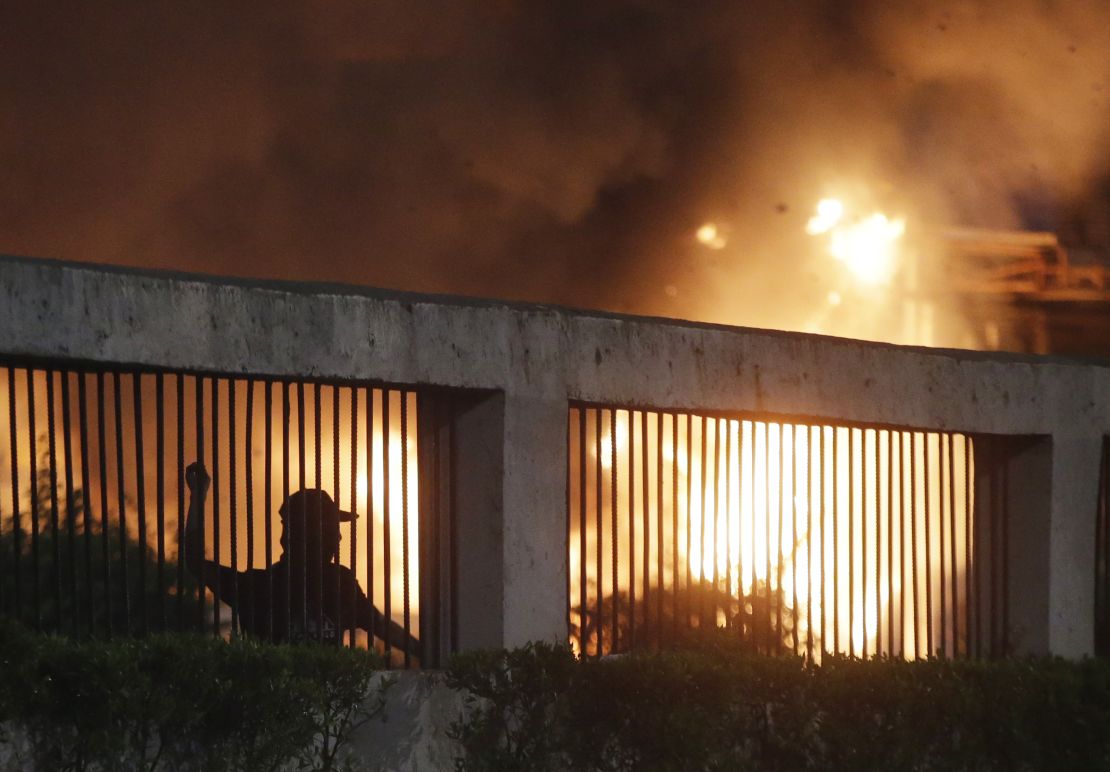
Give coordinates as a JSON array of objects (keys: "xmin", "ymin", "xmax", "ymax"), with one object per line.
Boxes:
[
  {"xmin": 351, "ymin": 583, "xmax": 421, "ymax": 659},
  {"xmin": 183, "ymin": 462, "xmax": 239, "ymax": 600}
]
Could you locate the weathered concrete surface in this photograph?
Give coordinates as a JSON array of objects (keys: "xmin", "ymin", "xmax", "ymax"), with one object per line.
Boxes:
[
  {"xmin": 1, "ymin": 254, "xmax": 1109, "ymax": 658},
  {"xmin": 348, "ymin": 672, "xmax": 464, "ymax": 771}
]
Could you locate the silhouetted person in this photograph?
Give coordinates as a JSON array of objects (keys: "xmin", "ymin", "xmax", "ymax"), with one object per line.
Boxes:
[{"xmin": 184, "ymin": 462, "xmax": 419, "ymax": 657}]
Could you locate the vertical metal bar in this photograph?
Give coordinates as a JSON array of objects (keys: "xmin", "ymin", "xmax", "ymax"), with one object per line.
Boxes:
[
  {"xmin": 939, "ymin": 434, "xmax": 948, "ymax": 656},
  {"xmin": 282, "ymin": 382, "xmax": 291, "ymax": 641},
  {"xmin": 577, "ymin": 408, "xmax": 588, "ymax": 654},
  {"xmin": 964, "ymin": 435, "xmax": 973, "ymax": 658},
  {"xmin": 348, "ymin": 387, "xmax": 358, "ymax": 647},
  {"xmin": 245, "ymin": 380, "xmax": 256, "ymax": 635},
  {"xmin": 112, "ymin": 372, "xmax": 131, "ymax": 632},
  {"xmin": 887, "ymin": 430, "xmax": 895, "ymax": 655},
  {"xmin": 898, "ymin": 431, "xmax": 906, "ymax": 659},
  {"xmin": 749, "ymin": 422, "xmax": 756, "ymax": 646},
  {"xmin": 789, "ymin": 423, "xmax": 798, "ymax": 654},
  {"xmin": 195, "ymin": 376, "xmax": 206, "ymax": 632},
  {"xmin": 266, "ymin": 381, "xmax": 276, "ymax": 641},
  {"xmin": 679, "ymin": 417, "xmax": 688, "ymax": 635},
  {"xmin": 211, "ymin": 378, "xmax": 222, "ymax": 636},
  {"xmin": 382, "ymin": 390, "xmax": 392, "ymax": 660},
  {"xmin": 973, "ymin": 436, "xmax": 983, "ymax": 659},
  {"xmin": 28, "ymin": 371, "xmax": 41, "ymax": 630},
  {"xmin": 332, "ymin": 386, "xmax": 342, "ymax": 646},
  {"xmin": 563, "ymin": 408, "xmax": 572, "ymax": 648},
  {"xmin": 856, "ymin": 428, "xmax": 865, "ymax": 657},
  {"xmin": 61, "ymin": 373, "xmax": 78, "ymax": 636},
  {"xmin": 401, "ymin": 391, "xmax": 412, "ymax": 668},
  {"xmin": 874, "ymin": 429, "xmax": 882, "ymax": 656},
  {"xmin": 924, "ymin": 433, "xmax": 933, "ymax": 657},
  {"xmin": 776, "ymin": 423, "xmax": 785, "ymax": 650},
  {"xmin": 807, "ymin": 425, "xmax": 814, "ymax": 660},
  {"xmin": 671, "ymin": 413, "xmax": 679, "ymax": 642},
  {"xmin": 910, "ymin": 432, "xmax": 919, "ymax": 657},
  {"xmin": 132, "ymin": 374, "xmax": 148, "ymax": 635},
  {"xmin": 314, "ymin": 383, "xmax": 323, "ymax": 641},
  {"xmin": 847, "ymin": 426, "xmax": 855, "ymax": 658},
  {"xmin": 818, "ymin": 425, "xmax": 825, "ymax": 657},
  {"xmin": 97, "ymin": 373, "xmax": 112, "ymax": 633},
  {"xmin": 696, "ymin": 415, "xmax": 706, "ymax": 632},
  {"xmin": 713, "ymin": 417, "xmax": 722, "ymax": 633},
  {"xmin": 7, "ymin": 369, "xmax": 20, "ymax": 624},
  {"xmin": 176, "ymin": 375, "xmax": 185, "ymax": 631},
  {"xmin": 831, "ymin": 426, "xmax": 838, "ymax": 655},
  {"xmin": 46, "ymin": 370, "xmax": 63, "ymax": 632},
  {"xmin": 641, "ymin": 410, "xmax": 650, "ymax": 641},
  {"xmin": 611, "ymin": 408, "xmax": 619, "ymax": 651},
  {"xmin": 723, "ymin": 418, "xmax": 732, "ymax": 634},
  {"xmin": 365, "ymin": 388, "xmax": 375, "ymax": 650},
  {"xmin": 228, "ymin": 380, "xmax": 239, "ymax": 636},
  {"xmin": 948, "ymin": 432, "xmax": 958, "ymax": 656},
  {"xmin": 297, "ymin": 382, "xmax": 307, "ymax": 638},
  {"xmin": 594, "ymin": 408, "xmax": 603, "ymax": 655},
  {"xmin": 657, "ymin": 412, "xmax": 665, "ymax": 641},
  {"xmin": 156, "ymin": 373, "xmax": 166, "ymax": 632},
  {"xmin": 370, "ymin": 388, "xmax": 379, "ymax": 648},
  {"xmin": 78, "ymin": 373, "xmax": 94, "ymax": 634},
  {"xmin": 629, "ymin": 411, "xmax": 637, "ymax": 646}
]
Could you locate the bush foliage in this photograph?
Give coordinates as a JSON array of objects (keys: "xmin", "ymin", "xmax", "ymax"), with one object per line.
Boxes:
[
  {"xmin": 0, "ymin": 622, "xmax": 390, "ymax": 771},
  {"xmin": 447, "ymin": 632, "xmax": 1110, "ymax": 771}
]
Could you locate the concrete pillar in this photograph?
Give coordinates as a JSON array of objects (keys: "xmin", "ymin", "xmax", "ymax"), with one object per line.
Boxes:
[
  {"xmin": 449, "ymin": 392, "xmax": 506, "ymax": 652},
  {"xmin": 434, "ymin": 391, "xmax": 568, "ymax": 651},
  {"xmin": 999, "ymin": 436, "xmax": 1053, "ymax": 655},
  {"xmin": 500, "ymin": 394, "xmax": 568, "ymax": 648},
  {"xmin": 1047, "ymin": 434, "xmax": 1105, "ymax": 657}
]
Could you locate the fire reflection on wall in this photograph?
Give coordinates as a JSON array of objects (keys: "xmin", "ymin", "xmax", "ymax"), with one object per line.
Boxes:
[{"xmin": 569, "ymin": 406, "xmax": 994, "ymax": 662}]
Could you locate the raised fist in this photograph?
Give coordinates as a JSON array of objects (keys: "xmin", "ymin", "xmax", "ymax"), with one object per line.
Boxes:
[{"xmin": 185, "ymin": 462, "xmax": 210, "ymax": 495}]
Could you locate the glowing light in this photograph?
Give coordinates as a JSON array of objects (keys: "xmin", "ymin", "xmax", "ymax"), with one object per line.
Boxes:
[
  {"xmin": 571, "ymin": 411, "xmax": 974, "ymax": 662},
  {"xmin": 826, "ymin": 291, "xmax": 842, "ymax": 306},
  {"xmin": 696, "ymin": 222, "xmax": 728, "ymax": 249},
  {"xmin": 807, "ymin": 198, "xmax": 905, "ymax": 286},
  {"xmin": 806, "ymin": 198, "xmax": 845, "ymax": 235}
]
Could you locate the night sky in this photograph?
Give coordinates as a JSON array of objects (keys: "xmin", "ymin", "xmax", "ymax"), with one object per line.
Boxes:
[{"xmin": 2, "ymin": 2, "xmax": 1108, "ymax": 331}]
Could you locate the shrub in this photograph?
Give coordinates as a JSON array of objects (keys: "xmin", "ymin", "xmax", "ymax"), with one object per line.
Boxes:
[
  {"xmin": 0, "ymin": 621, "xmax": 391, "ymax": 771},
  {"xmin": 447, "ymin": 631, "xmax": 1110, "ymax": 771}
]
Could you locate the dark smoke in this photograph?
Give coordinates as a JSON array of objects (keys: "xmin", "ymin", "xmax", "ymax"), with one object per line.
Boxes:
[{"xmin": 1, "ymin": 2, "xmax": 1108, "ymax": 330}]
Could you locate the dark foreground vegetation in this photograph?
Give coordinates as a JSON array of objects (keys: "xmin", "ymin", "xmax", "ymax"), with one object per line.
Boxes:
[
  {"xmin": 4, "ymin": 623, "xmax": 1110, "ymax": 771},
  {"xmin": 0, "ymin": 622, "xmax": 388, "ymax": 771},
  {"xmin": 447, "ymin": 633, "xmax": 1110, "ymax": 772}
]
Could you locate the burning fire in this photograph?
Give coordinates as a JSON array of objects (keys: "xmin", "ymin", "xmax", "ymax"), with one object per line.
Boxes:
[
  {"xmin": 569, "ymin": 409, "xmax": 973, "ymax": 662},
  {"xmin": 806, "ymin": 198, "xmax": 906, "ymax": 286}
]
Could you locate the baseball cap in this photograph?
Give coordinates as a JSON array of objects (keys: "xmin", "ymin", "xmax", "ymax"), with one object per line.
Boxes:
[{"xmin": 279, "ymin": 489, "xmax": 358, "ymax": 524}]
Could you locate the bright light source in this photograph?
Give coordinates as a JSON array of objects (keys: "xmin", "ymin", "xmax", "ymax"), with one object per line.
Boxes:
[
  {"xmin": 696, "ymin": 222, "xmax": 728, "ymax": 249},
  {"xmin": 807, "ymin": 198, "xmax": 905, "ymax": 286}
]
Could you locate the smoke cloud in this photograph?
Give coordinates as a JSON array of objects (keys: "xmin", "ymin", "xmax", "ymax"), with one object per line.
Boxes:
[{"xmin": 1, "ymin": 2, "xmax": 1107, "ymax": 331}]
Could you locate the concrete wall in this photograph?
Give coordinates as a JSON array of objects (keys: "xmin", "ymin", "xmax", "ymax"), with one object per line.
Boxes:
[{"xmin": 1, "ymin": 254, "xmax": 1109, "ymax": 658}]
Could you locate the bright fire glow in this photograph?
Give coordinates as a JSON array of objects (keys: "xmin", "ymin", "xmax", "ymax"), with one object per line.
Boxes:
[
  {"xmin": 696, "ymin": 222, "xmax": 728, "ymax": 249},
  {"xmin": 569, "ymin": 410, "xmax": 973, "ymax": 662},
  {"xmin": 807, "ymin": 198, "xmax": 905, "ymax": 286}
]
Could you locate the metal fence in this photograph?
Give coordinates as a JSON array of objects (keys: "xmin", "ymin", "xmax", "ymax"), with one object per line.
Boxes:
[
  {"xmin": 1096, "ymin": 438, "xmax": 1110, "ymax": 657},
  {"xmin": 0, "ymin": 358, "xmax": 455, "ymax": 668},
  {"xmin": 568, "ymin": 404, "xmax": 1012, "ymax": 661}
]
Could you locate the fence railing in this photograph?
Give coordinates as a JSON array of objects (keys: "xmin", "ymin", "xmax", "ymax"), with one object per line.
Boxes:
[
  {"xmin": 568, "ymin": 404, "xmax": 1012, "ymax": 661},
  {"xmin": 0, "ymin": 358, "xmax": 455, "ymax": 668}
]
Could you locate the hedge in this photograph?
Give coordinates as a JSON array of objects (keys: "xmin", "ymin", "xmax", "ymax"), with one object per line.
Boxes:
[
  {"xmin": 446, "ymin": 633, "xmax": 1110, "ymax": 771},
  {"xmin": 0, "ymin": 622, "xmax": 390, "ymax": 771}
]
